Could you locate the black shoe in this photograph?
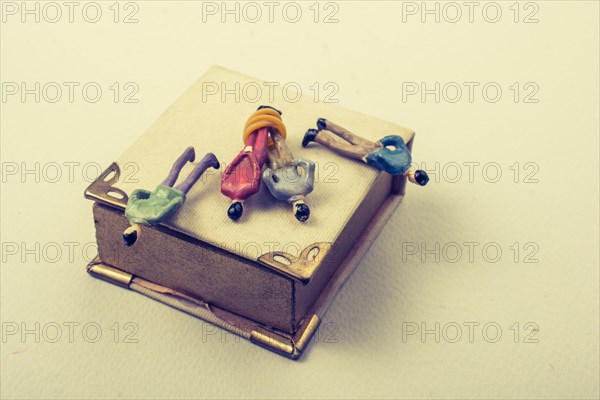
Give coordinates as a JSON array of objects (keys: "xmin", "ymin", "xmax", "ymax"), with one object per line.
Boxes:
[
  {"xmin": 295, "ymin": 203, "xmax": 310, "ymax": 222},
  {"xmin": 415, "ymin": 170, "xmax": 429, "ymax": 186},
  {"xmin": 211, "ymin": 154, "xmax": 220, "ymax": 169},
  {"xmin": 302, "ymin": 129, "xmax": 319, "ymax": 148},
  {"xmin": 204, "ymin": 152, "xmax": 220, "ymax": 170},
  {"xmin": 227, "ymin": 202, "xmax": 244, "ymax": 221},
  {"xmin": 184, "ymin": 146, "xmax": 196, "ymax": 163},
  {"xmin": 316, "ymin": 118, "xmax": 327, "ymax": 131}
]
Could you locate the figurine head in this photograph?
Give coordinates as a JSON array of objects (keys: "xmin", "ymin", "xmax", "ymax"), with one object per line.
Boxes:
[
  {"xmin": 227, "ymin": 201, "xmax": 244, "ymax": 221},
  {"xmin": 257, "ymin": 105, "xmax": 282, "ymax": 115},
  {"xmin": 294, "ymin": 203, "xmax": 310, "ymax": 222},
  {"xmin": 414, "ymin": 170, "xmax": 429, "ymax": 186},
  {"xmin": 123, "ymin": 224, "xmax": 141, "ymax": 247}
]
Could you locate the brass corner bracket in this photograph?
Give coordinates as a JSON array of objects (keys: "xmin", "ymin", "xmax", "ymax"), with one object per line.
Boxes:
[
  {"xmin": 84, "ymin": 162, "xmax": 128, "ymax": 210},
  {"xmin": 257, "ymin": 242, "xmax": 333, "ymax": 285}
]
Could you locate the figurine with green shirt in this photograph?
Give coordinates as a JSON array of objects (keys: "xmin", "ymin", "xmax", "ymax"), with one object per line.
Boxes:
[{"xmin": 123, "ymin": 146, "xmax": 220, "ymax": 246}]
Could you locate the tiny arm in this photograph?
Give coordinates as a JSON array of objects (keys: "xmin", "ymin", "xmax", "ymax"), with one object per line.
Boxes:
[
  {"xmin": 128, "ymin": 188, "xmax": 151, "ymax": 202},
  {"xmin": 145, "ymin": 195, "xmax": 185, "ymax": 226},
  {"xmin": 295, "ymin": 159, "xmax": 316, "ymax": 178},
  {"xmin": 165, "ymin": 195, "xmax": 185, "ymax": 213}
]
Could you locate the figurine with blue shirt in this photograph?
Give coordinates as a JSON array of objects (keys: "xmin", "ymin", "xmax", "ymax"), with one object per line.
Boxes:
[{"xmin": 302, "ymin": 118, "xmax": 429, "ymax": 186}]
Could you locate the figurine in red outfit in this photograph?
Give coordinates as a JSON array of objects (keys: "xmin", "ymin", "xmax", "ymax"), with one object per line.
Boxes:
[{"xmin": 221, "ymin": 106, "xmax": 286, "ymax": 220}]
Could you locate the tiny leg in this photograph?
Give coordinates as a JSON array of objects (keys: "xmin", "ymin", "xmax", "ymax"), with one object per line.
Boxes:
[
  {"xmin": 317, "ymin": 118, "xmax": 376, "ymax": 148},
  {"xmin": 161, "ymin": 146, "xmax": 196, "ymax": 187},
  {"xmin": 313, "ymin": 130, "xmax": 368, "ymax": 161},
  {"xmin": 174, "ymin": 152, "xmax": 220, "ymax": 194}
]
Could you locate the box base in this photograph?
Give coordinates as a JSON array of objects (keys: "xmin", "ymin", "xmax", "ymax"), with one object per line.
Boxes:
[{"xmin": 86, "ymin": 193, "xmax": 403, "ymax": 359}]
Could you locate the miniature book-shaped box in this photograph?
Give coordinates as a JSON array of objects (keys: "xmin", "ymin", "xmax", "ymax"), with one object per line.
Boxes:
[{"xmin": 85, "ymin": 66, "xmax": 415, "ymax": 359}]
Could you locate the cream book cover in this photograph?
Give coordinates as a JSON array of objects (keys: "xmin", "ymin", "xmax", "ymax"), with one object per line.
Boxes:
[{"xmin": 109, "ymin": 66, "xmax": 415, "ymax": 260}]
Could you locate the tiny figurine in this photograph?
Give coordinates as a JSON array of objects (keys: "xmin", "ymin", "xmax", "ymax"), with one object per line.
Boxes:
[
  {"xmin": 123, "ymin": 147, "xmax": 220, "ymax": 246},
  {"xmin": 221, "ymin": 106, "xmax": 286, "ymax": 220},
  {"xmin": 303, "ymin": 118, "xmax": 429, "ymax": 186},
  {"xmin": 262, "ymin": 119, "xmax": 315, "ymax": 222}
]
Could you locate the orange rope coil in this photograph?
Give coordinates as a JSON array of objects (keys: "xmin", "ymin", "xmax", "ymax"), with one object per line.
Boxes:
[{"xmin": 243, "ymin": 107, "xmax": 287, "ymax": 147}]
